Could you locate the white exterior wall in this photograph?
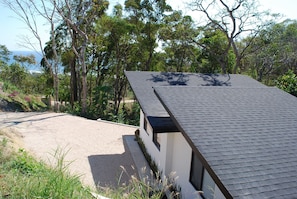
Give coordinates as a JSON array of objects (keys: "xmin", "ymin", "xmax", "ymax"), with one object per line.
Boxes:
[
  {"xmin": 139, "ymin": 110, "xmax": 225, "ymax": 199},
  {"xmin": 167, "ymin": 133, "xmax": 200, "ymax": 198},
  {"xmin": 139, "ymin": 110, "xmax": 172, "ymax": 174},
  {"xmin": 139, "ymin": 111, "xmax": 162, "ymax": 166}
]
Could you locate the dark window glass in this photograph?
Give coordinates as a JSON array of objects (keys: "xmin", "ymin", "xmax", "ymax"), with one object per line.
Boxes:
[
  {"xmin": 144, "ymin": 118, "xmax": 147, "ymax": 132},
  {"xmin": 190, "ymin": 152, "xmax": 204, "ymax": 190},
  {"xmin": 153, "ymin": 132, "xmax": 160, "ymax": 150}
]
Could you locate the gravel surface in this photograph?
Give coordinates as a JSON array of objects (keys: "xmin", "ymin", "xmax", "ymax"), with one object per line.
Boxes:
[{"xmin": 0, "ymin": 112, "xmax": 140, "ymax": 189}]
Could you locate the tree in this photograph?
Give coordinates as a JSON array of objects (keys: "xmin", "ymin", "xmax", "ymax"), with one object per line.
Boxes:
[
  {"xmin": 94, "ymin": 8, "xmax": 136, "ymax": 116},
  {"xmin": 13, "ymin": 54, "xmax": 36, "ymax": 69},
  {"xmin": 52, "ymin": 0, "xmax": 108, "ymax": 115},
  {"xmin": 125, "ymin": 0, "xmax": 172, "ymax": 71},
  {"xmin": 159, "ymin": 11, "xmax": 199, "ymax": 72},
  {"xmin": 0, "ymin": 45, "xmax": 11, "ymax": 67},
  {"xmin": 242, "ymin": 20, "xmax": 297, "ymax": 83},
  {"xmin": 196, "ymin": 26, "xmax": 235, "ymax": 73},
  {"xmin": 190, "ymin": 0, "xmax": 278, "ymax": 73},
  {"xmin": 2, "ymin": 0, "xmax": 61, "ymax": 111},
  {"xmin": 0, "ymin": 62, "xmax": 29, "ymax": 90}
]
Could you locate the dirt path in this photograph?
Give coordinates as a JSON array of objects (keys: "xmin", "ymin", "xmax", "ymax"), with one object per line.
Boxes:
[{"xmin": 0, "ymin": 112, "xmax": 140, "ymax": 189}]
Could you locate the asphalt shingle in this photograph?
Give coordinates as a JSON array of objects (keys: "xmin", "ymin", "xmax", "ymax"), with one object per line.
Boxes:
[
  {"xmin": 125, "ymin": 71, "xmax": 265, "ymax": 133},
  {"xmin": 153, "ymin": 86, "xmax": 297, "ymax": 198}
]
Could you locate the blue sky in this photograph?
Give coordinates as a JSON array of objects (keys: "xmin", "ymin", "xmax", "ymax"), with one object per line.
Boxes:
[{"xmin": 0, "ymin": 0, "xmax": 296, "ymax": 51}]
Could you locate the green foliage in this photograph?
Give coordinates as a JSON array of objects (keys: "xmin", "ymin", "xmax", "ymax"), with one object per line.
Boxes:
[
  {"xmin": 0, "ymin": 136, "xmax": 92, "ymax": 199},
  {"xmin": 0, "ymin": 45, "xmax": 11, "ymax": 66},
  {"xmin": 0, "ymin": 63, "xmax": 29, "ymax": 90},
  {"xmin": 243, "ymin": 19, "xmax": 297, "ymax": 82},
  {"xmin": 135, "ymin": 133, "xmax": 159, "ymax": 177},
  {"xmin": 158, "ymin": 11, "xmax": 199, "ymax": 72},
  {"xmin": 275, "ymin": 70, "xmax": 297, "ymax": 97},
  {"xmin": 101, "ymin": 175, "xmax": 166, "ymax": 199},
  {"xmin": 88, "ymin": 85, "xmax": 112, "ymax": 120},
  {"xmin": 11, "ymin": 149, "xmax": 43, "ymax": 175},
  {"xmin": 197, "ymin": 27, "xmax": 235, "ymax": 73},
  {"xmin": 13, "ymin": 54, "xmax": 36, "ymax": 68},
  {"xmin": 58, "ymin": 74, "xmax": 71, "ymax": 102},
  {"xmin": 0, "ymin": 81, "xmax": 47, "ymax": 111},
  {"xmin": 118, "ymin": 102, "xmax": 140, "ymax": 126}
]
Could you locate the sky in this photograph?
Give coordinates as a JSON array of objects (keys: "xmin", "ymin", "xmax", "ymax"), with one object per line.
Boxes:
[{"xmin": 0, "ymin": 0, "xmax": 296, "ymax": 51}]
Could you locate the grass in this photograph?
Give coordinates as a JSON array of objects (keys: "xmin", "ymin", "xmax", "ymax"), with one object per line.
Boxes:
[
  {"xmin": 0, "ymin": 130, "xmax": 92, "ymax": 199},
  {"xmin": 0, "ymin": 130, "xmax": 180, "ymax": 199}
]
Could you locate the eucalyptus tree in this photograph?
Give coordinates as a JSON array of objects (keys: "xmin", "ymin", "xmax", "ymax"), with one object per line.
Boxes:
[
  {"xmin": 2, "ymin": 0, "xmax": 62, "ymax": 111},
  {"xmin": 190, "ymin": 0, "xmax": 278, "ymax": 73},
  {"xmin": 52, "ymin": 0, "xmax": 108, "ymax": 115},
  {"xmin": 242, "ymin": 20, "xmax": 297, "ymax": 83},
  {"xmin": 158, "ymin": 11, "xmax": 199, "ymax": 72},
  {"xmin": 94, "ymin": 6, "xmax": 137, "ymax": 116},
  {"xmin": 124, "ymin": 0, "xmax": 172, "ymax": 71},
  {"xmin": 196, "ymin": 25, "xmax": 235, "ymax": 73},
  {"xmin": 13, "ymin": 54, "xmax": 36, "ymax": 67}
]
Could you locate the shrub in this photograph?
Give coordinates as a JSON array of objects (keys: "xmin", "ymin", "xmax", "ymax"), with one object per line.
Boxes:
[{"xmin": 275, "ymin": 70, "xmax": 297, "ymax": 97}]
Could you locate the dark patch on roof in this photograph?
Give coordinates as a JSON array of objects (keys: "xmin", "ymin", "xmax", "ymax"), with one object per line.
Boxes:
[
  {"xmin": 125, "ymin": 71, "xmax": 265, "ymax": 133},
  {"xmin": 154, "ymin": 86, "xmax": 297, "ymax": 199},
  {"xmin": 148, "ymin": 72, "xmax": 189, "ymax": 85},
  {"xmin": 125, "ymin": 71, "xmax": 265, "ymax": 117}
]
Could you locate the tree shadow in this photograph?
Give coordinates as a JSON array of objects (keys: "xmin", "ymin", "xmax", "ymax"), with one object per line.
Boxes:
[
  {"xmin": 148, "ymin": 72, "xmax": 190, "ymax": 85},
  {"xmin": 147, "ymin": 72, "xmax": 231, "ymax": 86},
  {"xmin": 0, "ymin": 112, "xmax": 67, "ymax": 128},
  {"xmin": 88, "ymin": 135, "xmax": 137, "ymax": 189},
  {"xmin": 197, "ymin": 73, "xmax": 231, "ymax": 86}
]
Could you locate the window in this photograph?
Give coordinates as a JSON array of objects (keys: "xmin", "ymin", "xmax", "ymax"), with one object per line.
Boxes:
[
  {"xmin": 143, "ymin": 118, "xmax": 149, "ymax": 135},
  {"xmin": 153, "ymin": 132, "xmax": 161, "ymax": 150},
  {"xmin": 190, "ymin": 152, "xmax": 215, "ymax": 199},
  {"xmin": 190, "ymin": 152, "xmax": 204, "ymax": 190},
  {"xmin": 202, "ymin": 170, "xmax": 215, "ymax": 199},
  {"xmin": 144, "ymin": 118, "xmax": 147, "ymax": 131}
]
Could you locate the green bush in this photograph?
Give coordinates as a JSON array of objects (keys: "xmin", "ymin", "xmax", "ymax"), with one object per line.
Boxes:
[{"xmin": 275, "ymin": 70, "xmax": 297, "ymax": 97}]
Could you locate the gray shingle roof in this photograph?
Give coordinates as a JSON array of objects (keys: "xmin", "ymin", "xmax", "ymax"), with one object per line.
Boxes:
[
  {"xmin": 125, "ymin": 71, "xmax": 266, "ymax": 133},
  {"xmin": 154, "ymin": 86, "xmax": 297, "ymax": 198}
]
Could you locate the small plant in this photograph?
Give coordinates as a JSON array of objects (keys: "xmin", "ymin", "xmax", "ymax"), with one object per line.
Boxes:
[
  {"xmin": 134, "ymin": 131, "xmax": 181, "ymax": 199},
  {"xmin": 11, "ymin": 148, "xmax": 43, "ymax": 175},
  {"xmin": 8, "ymin": 90, "xmax": 19, "ymax": 98},
  {"xmin": 135, "ymin": 132, "xmax": 159, "ymax": 177},
  {"xmin": 1, "ymin": 137, "xmax": 8, "ymax": 147},
  {"xmin": 24, "ymin": 95, "xmax": 31, "ymax": 102}
]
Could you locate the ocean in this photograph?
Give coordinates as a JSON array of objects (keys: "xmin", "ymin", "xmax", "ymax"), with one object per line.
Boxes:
[{"xmin": 8, "ymin": 51, "xmax": 43, "ymax": 73}]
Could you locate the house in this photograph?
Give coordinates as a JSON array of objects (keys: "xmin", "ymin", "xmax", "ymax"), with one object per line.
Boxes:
[{"xmin": 125, "ymin": 71, "xmax": 297, "ymax": 199}]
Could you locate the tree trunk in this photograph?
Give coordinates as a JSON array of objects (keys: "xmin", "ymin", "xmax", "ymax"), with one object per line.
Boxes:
[
  {"xmin": 80, "ymin": 41, "xmax": 88, "ymax": 116},
  {"xmin": 70, "ymin": 56, "xmax": 78, "ymax": 107}
]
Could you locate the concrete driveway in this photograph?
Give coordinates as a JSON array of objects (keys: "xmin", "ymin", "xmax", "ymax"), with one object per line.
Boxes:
[{"xmin": 0, "ymin": 112, "xmax": 149, "ymax": 190}]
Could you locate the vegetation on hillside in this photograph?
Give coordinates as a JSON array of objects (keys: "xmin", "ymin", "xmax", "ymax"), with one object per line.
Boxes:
[{"xmin": 0, "ymin": 81, "xmax": 47, "ymax": 112}]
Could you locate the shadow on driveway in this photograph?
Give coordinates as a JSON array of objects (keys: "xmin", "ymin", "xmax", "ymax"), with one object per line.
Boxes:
[{"xmin": 88, "ymin": 135, "xmax": 137, "ymax": 188}]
